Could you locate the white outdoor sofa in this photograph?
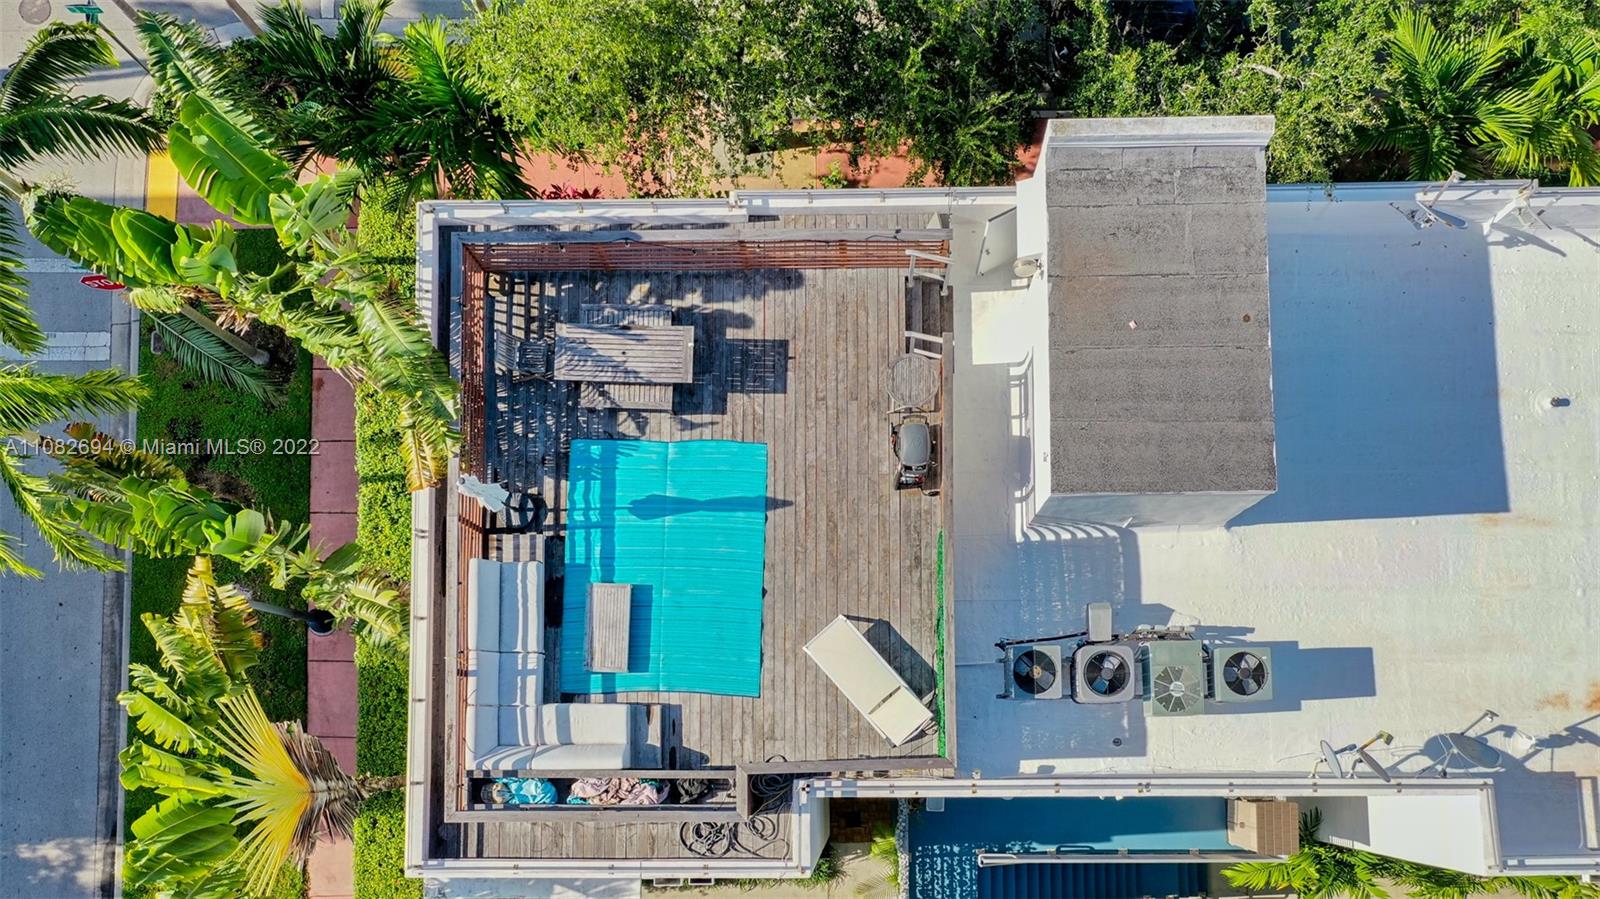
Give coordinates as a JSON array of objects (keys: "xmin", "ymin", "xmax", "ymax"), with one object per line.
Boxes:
[
  {"xmin": 463, "ymin": 558, "xmax": 643, "ymax": 771},
  {"xmin": 803, "ymin": 615, "xmax": 934, "ymax": 747}
]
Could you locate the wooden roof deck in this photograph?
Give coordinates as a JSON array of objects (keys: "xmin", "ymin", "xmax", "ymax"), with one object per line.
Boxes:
[{"xmin": 438, "ymin": 216, "xmax": 951, "ymax": 862}]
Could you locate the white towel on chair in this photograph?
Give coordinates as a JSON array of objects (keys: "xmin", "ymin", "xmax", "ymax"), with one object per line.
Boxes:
[{"xmin": 459, "ymin": 473, "xmax": 511, "ymax": 512}]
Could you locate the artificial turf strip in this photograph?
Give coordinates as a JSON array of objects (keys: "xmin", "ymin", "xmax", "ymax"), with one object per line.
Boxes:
[
  {"xmin": 353, "ymin": 791, "xmax": 423, "ymax": 899},
  {"xmin": 125, "ymin": 229, "xmax": 312, "ymax": 830},
  {"xmin": 935, "ymin": 530, "xmax": 947, "ymax": 759}
]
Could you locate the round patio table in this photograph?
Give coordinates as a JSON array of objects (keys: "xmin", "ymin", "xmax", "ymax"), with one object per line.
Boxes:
[{"xmin": 888, "ymin": 353, "xmax": 940, "ymax": 411}]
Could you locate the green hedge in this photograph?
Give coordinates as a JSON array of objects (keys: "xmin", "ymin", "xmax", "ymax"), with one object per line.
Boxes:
[
  {"xmin": 353, "ymin": 181, "xmax": 416, "ymax": 780},
  {"xmin": 354, "ymin": 384, "xmax": 411, "ymax": 584},
  {"xmin": 353, "ymin": 179, "xmax": 422, "ymax": 896},
  {"xmin": 356, "ymin": 634, "xmax": 410, "ymax": 776},
  {"xmin": 353, "ymin": 179, "xmax": 417, "ymax": 585},
  {"xmin": 353, "ymin": 791, "xmax": 422, "ymax": 899}
]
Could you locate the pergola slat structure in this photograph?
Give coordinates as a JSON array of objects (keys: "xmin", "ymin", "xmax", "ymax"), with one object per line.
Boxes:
[{"xmin": 464, "ymin": 238, "xmax": 949, "ymax": 272}]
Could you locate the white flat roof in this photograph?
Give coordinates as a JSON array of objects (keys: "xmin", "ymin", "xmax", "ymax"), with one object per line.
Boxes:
[{"xmin": 947, "ymin": 183, "xmax": 1600, "ymax": 868}]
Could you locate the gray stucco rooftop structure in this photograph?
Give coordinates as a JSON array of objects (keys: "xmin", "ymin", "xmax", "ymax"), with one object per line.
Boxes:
[{"xmin": 1040, "ymin": 116, "xmax": 1277, "ymax": 526}]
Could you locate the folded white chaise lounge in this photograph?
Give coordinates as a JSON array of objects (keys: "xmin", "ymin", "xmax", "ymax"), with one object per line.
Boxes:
[
  {"xmin": 804, "ymin": 615, "xmax": 933, "ymax": 747},
  {"xmin": 463, "ymin": 558, "xmax": 642, "ymax": 771}
]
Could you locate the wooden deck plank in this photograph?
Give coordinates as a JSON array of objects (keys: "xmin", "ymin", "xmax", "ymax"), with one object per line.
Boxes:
[
  {"xmin": 444, "ymin": 219, "xmax": 947, "ymax": 863},
  {"xmin": 461, "ymin": 230, "xmax": 943, "ymax": 860}
]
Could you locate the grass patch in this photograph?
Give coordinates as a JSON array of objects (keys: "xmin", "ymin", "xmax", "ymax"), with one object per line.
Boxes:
[
  {"xmin": 126, "ymin": 229, "xmax": 312, "ymax": 830},
  {"xmin": 353, "ymin": 791, "xmax": 422, "ymax": 899}
]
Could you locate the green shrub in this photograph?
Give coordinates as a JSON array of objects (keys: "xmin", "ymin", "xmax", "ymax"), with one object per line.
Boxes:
[
  {"xmin": 125, "ymin": 860, "xmax": 305, "ymax": 899},
  {"xmin": 352, "ymin": 174, "xmax": 421, "ymax": 897},
  {"xmin": 354, "ymin": 384, "xmax": 411, "ymax": 583},
  {"xmin": 354, "ymin": 180, "xmax": 417, "ymax": 585},
  {"xmin": 356, "ymin": 634, "xmax": 410, "ymax": 777},
  {"xmin": 354, "ymin": 791, "xmax": 422, "ymax": 899}
]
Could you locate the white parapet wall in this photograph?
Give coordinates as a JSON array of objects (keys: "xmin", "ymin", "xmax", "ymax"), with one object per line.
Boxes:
[
  {"xmin": 1308, "ymin": 794, "xmax": 1499, "ymax": 876},
  {"xmin": 799, "ymin": 773, "xmax": 1506, "ymax": 875}
]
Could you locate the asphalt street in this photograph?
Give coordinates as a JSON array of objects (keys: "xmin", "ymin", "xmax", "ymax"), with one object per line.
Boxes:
[{"xmin": 0, "ymin": 1, "xmax": 456, "ymax": 895}]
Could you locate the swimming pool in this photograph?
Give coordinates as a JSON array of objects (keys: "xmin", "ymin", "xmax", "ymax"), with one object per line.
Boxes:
[{"xmin": 906, "ymin": 797, "xmax": 1237, "ymax": 898}]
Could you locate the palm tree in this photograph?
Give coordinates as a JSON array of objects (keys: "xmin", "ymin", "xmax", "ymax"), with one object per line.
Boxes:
[
  {"xmin": 1517, "ymin": 32, "xmax": 1600, "ymax": 186},
  {"xmin": 122, "ymin": 557, "xmax": 398, "ymax": 897},
  {"xmin": 0, "ymin": 366, "xmax": 146, "ymax": 576},
  {"xmin": 0, "ymin": 24, "xmax": 160, "ymax": 577},
  {"xmin": 249, "ymin": 0, "xmax": 393, "ymax": 172},
  {"xmin": 375, "ymin": 17, "xmax": 531, "ymax": 199},
  {"xmin": 214, "ymin": 690, "xmax": 395, "ymax": 893},
  {"xmin": 246, "ymin": 0, "xmax": 531, "ymax": 199},
  {"xmin": 1366, "ymin": 12, "xmax": 1537, "ymax": 180},
  {"xmin": 0, "ymin": 22, "xmax": 164, "ymax": 174},
  {"xmin": 2, "ymin": 22, "xmax": 164, "ymax": 351},
  {"xmin": 46, "ymin": 436, "xmax": 406, "ymax": 641},
  {"xmin": 25, "ymin": 12, "xmax": 459, "ymax": 492}
]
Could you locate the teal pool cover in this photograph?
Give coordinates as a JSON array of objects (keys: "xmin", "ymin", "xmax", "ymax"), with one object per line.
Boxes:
[{"xmin": 561, "ymin": 439, "xmax": 769, "ymax": 696}]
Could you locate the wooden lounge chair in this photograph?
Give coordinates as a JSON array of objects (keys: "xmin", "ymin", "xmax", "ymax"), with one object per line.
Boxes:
[{"xmin": 803, "ymin": 615, "xmax": 933, "ymax": 747}]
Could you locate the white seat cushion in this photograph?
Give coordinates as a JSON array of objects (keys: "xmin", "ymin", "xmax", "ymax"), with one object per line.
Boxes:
[
  {"xmin": 499, "ymin": 560, "xmax": 545, "ymax": 655},
  {"xmin": 467, "ymin": 559, "xmax": 502, "ymax": 653},
  {"xmin": 540, "ymin": 703, "xmax": 637, "ymax": 747},
  {"xmin": 528, "ymin": 742, "xmax": 630, "ymax": 770},
  {"xmin": 497, "ymin": 704, "xmax": 542, "ymax": 747},
  {"xmin": 461, "ymin": 650, "xmax": 500, "ymax": 707},
  {"xmin": 471, "ymin": 743, "xmax": 538, "ymax": 771},
  {"xmin": 463, "ymin": 703, "xmax": 499, "ymax": 768},
  {"xmin": 493, "ymin": 650, "xmax": 543, "ymax": 708}
]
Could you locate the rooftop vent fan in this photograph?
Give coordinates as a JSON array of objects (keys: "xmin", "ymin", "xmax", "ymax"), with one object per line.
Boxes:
[
  {"xmin": 1072, "ymin": 643, "xmax": 1140, "ymax": 704},
  {"xmin": 1222, "ymin": 651, "xmax": 1268, "ymax": 696},
  {"xmin": 1082, "ymin": 651, "xmax": 1129, "ymax": 696},
  {"xmin": 1209, "ymin": 646, "xmax": 1274, "ymax": 704},
  {"xmin": 1001, "ymin": 643, "xmax": 1065, "ymax": 700},
  {"xmin": 1151, "ymin": 665, "xmax": 1202, "ymax": 715},
  {"xmin": 1142, "ymin": 640, "xmax": 1207, "ymax": 717},
  {"xmin": 1014, "ymin": 649, "xmax": 1058, "ymax": 696}
]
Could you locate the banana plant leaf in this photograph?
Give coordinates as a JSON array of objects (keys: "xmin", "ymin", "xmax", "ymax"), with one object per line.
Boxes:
[
  {"xmin": 168, "ymin": 93, "xmax": 294, "ymax": 226},
  {"xmin": 125, "ymin": 797, "xmax": 240, "ymax": 888}
]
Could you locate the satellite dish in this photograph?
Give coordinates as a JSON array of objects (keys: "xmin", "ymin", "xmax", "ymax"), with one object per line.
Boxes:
[
  {"xmin": 1319, "ymin": 740, "xmax": 1345, "ymax": 778},
  {"xmin": 1356, "ymin": 748, "xmax": 1393, "ymax": 783}
]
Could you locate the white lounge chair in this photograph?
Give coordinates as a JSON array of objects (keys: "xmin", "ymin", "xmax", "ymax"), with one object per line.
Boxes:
[{"xmin": 803, "ymin": 615, "xmax": 933, "ymax": 747}]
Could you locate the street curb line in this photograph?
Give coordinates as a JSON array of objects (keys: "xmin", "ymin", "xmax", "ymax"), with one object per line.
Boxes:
[{"xmin": 145, "ymin": 152, "xmax": 178, "ymax": 220}]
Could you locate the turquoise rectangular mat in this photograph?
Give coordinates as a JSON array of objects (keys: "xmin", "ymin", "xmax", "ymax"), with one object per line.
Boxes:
[{"xmin": 561, "ymin": 439, "xmax": 768, "ymax": 696}]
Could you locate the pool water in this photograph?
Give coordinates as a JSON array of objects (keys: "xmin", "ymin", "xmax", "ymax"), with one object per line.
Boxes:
[{"xmin": 907, "ymin": 797, "xmax": 1237, "ymax": 898}]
